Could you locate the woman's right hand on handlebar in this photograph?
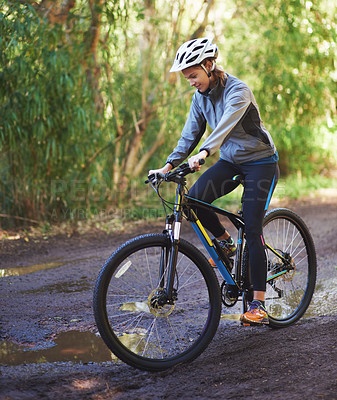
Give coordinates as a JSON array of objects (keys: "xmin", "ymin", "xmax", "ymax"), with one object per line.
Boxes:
[{"xmin": 148, "ymin": 163, "xmax": 173, "ymax": 177}]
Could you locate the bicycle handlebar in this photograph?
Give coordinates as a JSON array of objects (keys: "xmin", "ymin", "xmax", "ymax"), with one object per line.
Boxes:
[{"xmin": 146, "ymin": 159, "xmax": 205, "ymax": 185}]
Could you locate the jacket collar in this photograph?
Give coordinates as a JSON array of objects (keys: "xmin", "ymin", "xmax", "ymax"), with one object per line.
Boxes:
[{"xmin": 197, "ymin": 79, "xmax": 224, "ymax": 100}]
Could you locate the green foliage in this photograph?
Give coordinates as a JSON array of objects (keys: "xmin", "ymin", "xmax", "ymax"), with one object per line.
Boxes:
[
  {"xmin": 0, "ymin": 0, "xmax": 336, "ymax": 228},
  {"xmin": 276, "ymin": 174, "xmax": 336, "ymax": 200},
  {"xmin": 0, "ymin": 1, "xmax": 107, "ymax": 225},
  {"xmin": 224, "ymin": 0, "xmax": 337, "ymax": 175}
]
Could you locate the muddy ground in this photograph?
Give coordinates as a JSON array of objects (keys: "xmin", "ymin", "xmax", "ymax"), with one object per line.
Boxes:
[{"xmin": 0, "ymin": 191, "xmax": 336, "ymax": 400}]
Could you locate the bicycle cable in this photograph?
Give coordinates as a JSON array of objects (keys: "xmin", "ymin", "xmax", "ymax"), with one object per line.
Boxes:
[{"xmin": 149, "ymin": 179, "xmax": 192, "ymax": 220}]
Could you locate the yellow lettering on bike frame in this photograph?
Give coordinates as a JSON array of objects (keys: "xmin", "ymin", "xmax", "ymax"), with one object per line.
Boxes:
[
  {"xmin": 196, "ymin": 219, "xmax": 213, "ymax": 247},
  {"xmin": 176, "ymin": 195, "xmax": 181, "ymax": 212},
  {"xmin": 189, "ymin": 209, "xmax": 213, "ymax": 247}
]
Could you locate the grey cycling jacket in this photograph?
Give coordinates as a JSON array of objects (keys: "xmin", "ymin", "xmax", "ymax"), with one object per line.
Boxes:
[{"xmin": 166, "ymin": 74, "xmax": 276, "ymax": 168}]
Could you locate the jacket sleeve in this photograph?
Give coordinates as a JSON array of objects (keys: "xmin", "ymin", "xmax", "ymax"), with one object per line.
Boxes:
[
  {"xmin": 166, "ymin": 95, "xmax": 206, "ymax": 168},
  {"xmin": 199, "ymin": 84, "xmax": 251, "ymax": 156}
]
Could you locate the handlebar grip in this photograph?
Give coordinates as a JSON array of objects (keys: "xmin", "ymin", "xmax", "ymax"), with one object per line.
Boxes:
[{"xmin": 190, "ymin": 158, "xmax": 205, "ymax": 172}]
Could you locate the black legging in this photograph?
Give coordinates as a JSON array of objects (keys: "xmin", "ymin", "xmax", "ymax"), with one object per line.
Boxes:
[{"xmin": 188, "ymin": 159, "xmax": 279, "ymax": 292}]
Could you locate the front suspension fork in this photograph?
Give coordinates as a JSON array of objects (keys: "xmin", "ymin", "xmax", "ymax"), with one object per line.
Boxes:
[{"xmin": 158, "ymin": 214, "xmax": 180, "ymax": 303}]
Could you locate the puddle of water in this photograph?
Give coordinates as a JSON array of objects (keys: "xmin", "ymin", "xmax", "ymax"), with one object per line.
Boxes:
[
  {"xmin": 120, "ymin": 301, "xmax": 150, "ymax": 313},
  {"xmin": 220, "ymin": 314, "xmax": 241, "ymax": 321},
  {"xmin": 0, "ymin": 256, "xmax": 100, "ymax": 279},
  {"xmin": 19, "ymin": 278, "xmax": 92, "ymax": 295},
  {"xmin": 118, "ymin": 332, "xmax": 146, "ymax": 355},
  {"xmin": 0, "ymin": 331, "xmax": 113, "ymax": 366},
  {"xmin": 305, "ymin": 277, "xmax": 337, "ymax": 317},
  {"xmin": 0, "ymin": 262, "xmax": 65, "ymax": 278}
]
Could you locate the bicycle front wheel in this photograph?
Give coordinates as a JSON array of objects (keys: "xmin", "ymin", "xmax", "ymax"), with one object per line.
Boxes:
[
  {"xmin": 93, "ymin": 233, "xmax": 221, "ymax": 371},
  {"xmin": 263, "ymin": 208, "xmax": 317, "ymax": 328}
]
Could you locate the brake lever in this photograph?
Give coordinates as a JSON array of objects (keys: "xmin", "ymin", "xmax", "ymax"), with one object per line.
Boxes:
[
  {"xmin": 145, "ymin": 159, "xmax": 205, "ymax": 183},
  {"xmin": 145, "ymin": 172, "xmax": 165, "ymax": 185}
]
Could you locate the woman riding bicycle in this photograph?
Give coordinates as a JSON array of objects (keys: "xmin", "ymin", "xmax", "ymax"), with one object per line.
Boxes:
[{"xmin": 149, "ymin": 37, "xmax": 279, "ymax": 325}]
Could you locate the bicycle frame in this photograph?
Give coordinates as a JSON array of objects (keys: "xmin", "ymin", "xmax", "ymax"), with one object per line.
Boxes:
[
  {"xmin": 186, "ymin": 204, "xmax": 239, "ymax": 286},
  {"xmin": 161, "ymin": 180, "xmax": 240, "ymax": 302},
  {"xmin": 161, "ymin": 178, "xmax": 292, "ymax": 302},
  {"xmin": 185, "ymin": 196, "xmax": 292, "ymax": 285},
  {"xmin": 185, "ymin": 194, "xmax": 245, "ymax": 286}
]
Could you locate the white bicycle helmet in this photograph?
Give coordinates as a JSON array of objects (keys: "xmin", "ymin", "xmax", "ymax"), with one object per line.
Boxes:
[{"xmin": 170, "ymin": 37, "xmax": 218, "ymax": 73}]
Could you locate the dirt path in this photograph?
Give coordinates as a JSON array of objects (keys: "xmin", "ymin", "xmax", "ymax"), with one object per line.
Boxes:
[{"xmin": 0, "ymin": 192, "xmax": 336, "ymax": 399}]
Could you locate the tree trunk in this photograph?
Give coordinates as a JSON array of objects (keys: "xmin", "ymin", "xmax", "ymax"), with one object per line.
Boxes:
[
  {"xmin": 85, "ymin": 0, "xmax": 104, "ymax": 112},
  {"xmin": 123, "ymin": 0, "xmax": 157, "ymax": 177}
]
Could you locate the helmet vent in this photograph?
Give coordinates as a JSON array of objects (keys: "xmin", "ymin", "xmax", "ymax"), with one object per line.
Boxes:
[
  {"xmin": 179, "ymin": 52, "xmax": 186, "ymax": 64},
  {"xmin": 192, "ymin": 45, "xmax": 204, "ymax": 52},
  {"xmin": 187, "ymin": 39, "xmax": 197, "ymax": 48},
  {"xmin": 186, "ymin": 55, "xmax": 198, "ymax": 64}
]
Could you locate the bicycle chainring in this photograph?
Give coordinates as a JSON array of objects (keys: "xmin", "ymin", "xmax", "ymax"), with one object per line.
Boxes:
[{"xmin": 221, "ymin": 281, "xmax": 238, "ymax": 307}]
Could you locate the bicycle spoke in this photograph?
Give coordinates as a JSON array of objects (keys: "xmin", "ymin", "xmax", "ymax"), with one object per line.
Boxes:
[{"xmin": 262, "ymin": 210, "xmax": 316, "ymax": 326}]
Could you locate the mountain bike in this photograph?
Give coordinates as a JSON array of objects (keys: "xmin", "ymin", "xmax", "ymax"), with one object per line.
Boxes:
[{"xmin": 93, "ymin": 161, "xmax": 317, "ymax": 371}]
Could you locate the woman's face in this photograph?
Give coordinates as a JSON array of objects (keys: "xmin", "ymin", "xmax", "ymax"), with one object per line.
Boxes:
[{"xmin": 182, "ymin": 65, "xmax": 210, "ymax": 93}]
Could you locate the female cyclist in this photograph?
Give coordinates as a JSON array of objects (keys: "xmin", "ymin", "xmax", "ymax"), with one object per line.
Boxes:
[{"xmin": 149, "ymin": 37, "xmax": 279, "ymax": 325}]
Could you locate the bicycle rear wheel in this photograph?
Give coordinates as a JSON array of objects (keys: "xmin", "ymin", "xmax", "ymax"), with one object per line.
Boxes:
[
  {"xmin": 263, "ymin": 208, "xmax": 317, "ymax": 328},
  {"xmin": 93, "ymin": 233, "xmax": 221, "ymax": 371}
]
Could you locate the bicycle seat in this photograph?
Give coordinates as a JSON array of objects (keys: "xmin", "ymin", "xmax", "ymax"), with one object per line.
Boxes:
[{"xmin": 232, "ymin": 174, "xmax": 245, "ymax": 185}]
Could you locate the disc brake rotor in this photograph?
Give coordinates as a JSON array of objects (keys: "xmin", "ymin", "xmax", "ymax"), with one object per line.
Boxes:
[
  {"xmin": 148, "ymin": 289, "xmax": 175, "ymax": 317},
  {"xmin": 283, "ymin": 256, "xmax": 296, "ymax": 281},
  {"xmin": 270, "ymin": 255, "xmax": 296, "ymax": 282}
]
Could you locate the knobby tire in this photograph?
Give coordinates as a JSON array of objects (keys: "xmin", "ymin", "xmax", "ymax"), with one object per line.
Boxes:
[{"xmin": 93, "ymin": 233, "xmax": 222, "ymax": 371}]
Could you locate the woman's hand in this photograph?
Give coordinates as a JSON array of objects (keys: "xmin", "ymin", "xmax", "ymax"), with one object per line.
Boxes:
[
  {"xmin": 188, "ymin": 150, "xmax": 208, "ymax": 171},
  {"xmin": 148, "ymin": 163, "xmax": 172, "ymax": 177}
]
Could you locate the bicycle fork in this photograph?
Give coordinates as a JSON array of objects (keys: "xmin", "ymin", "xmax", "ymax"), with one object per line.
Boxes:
[{"xmin": 153, "ymin": 186, "xmax": 184, "ymax": 307}]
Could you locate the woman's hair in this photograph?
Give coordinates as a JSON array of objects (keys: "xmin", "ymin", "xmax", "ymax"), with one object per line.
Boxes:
[
  {"xmin": 203, "ymin": 57, "xmax": 226, "ymax": 87},
  {"xmin": 212, "ymin": 63, "xmax": 226, "ymax": 87}
]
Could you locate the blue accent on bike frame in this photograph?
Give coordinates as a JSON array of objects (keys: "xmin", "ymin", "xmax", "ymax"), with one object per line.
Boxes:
[
  {"xmin": 267, "ymin": 270, "xmax": 288, "ymax": 282},
  {"xmin": 264, "ymin": 174, "xmax": 276, "ymax": 211},
  {"xmin": 190, "ymin": 222, "xmax": 236, "ymax": 285}
]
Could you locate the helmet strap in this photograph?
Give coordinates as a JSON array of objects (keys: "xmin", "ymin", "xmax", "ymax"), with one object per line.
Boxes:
[
  {"xmin": 200, "ymin": 63, "xmax": 211, "ymax": 77},
  {"xmin": 200, "ymin": 63, "xmax": 212, "ymax": 89}
]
